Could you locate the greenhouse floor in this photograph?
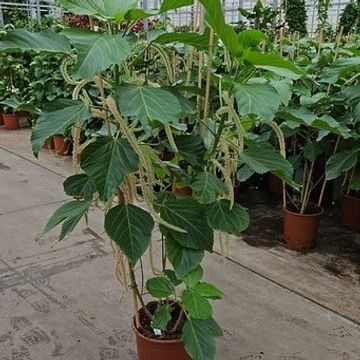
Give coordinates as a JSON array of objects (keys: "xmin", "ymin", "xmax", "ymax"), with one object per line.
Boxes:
[{"xmin": 0, "ymin": 127, "xmax": 359, "ymax": 360}]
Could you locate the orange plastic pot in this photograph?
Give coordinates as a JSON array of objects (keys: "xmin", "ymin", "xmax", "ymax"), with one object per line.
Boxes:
[
  {"xmin": 133, "ymin": 324, "xmax": 191, "ymax": 360},
  {"xmin": 3, "ymin": 114, "xmax": 20, "ymax": 130},
  {"xmin": 53, "ymin": 135, "xmax": 70, "ymax": 156},
  {"xmin": 283, "ymin": 205, "xmax": 323, "ymax": 250},
  {"xmin": 341, "ymin": 191, "xmax": 360, "ymax": 231}
]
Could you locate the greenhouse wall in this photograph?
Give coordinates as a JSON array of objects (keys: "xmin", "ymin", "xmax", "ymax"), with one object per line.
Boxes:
[{"xmin": 0, "ymin": 0, "xmax": 351, "ymax": 34}]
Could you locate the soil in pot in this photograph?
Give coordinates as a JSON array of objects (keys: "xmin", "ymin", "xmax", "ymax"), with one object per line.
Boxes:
[
  {"xmin": 53, "ymin": 135, "xmax": 71, "ymax": 156},
  {"xmin": 134, "ymin": 302, "xmax": 191, "ymax": 360},
  {"xmin": 3, "ymin": 114, "xmax": 20, "ymax": 130},
  {"xmin": 283, "ymin": 203, "xmax": 323, "ymax": 250},
  {"xmin": 341, "ymin": 191, "xmax": 360, "ymax": 231}
]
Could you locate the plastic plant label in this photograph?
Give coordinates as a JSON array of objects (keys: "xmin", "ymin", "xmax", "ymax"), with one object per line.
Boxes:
[{"xmin": 153, "ymin": 329, "xmax": 162, "ymax": 336}]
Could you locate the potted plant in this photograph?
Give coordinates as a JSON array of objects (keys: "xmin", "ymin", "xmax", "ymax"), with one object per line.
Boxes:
[
  {"xmin": 52, "ymin": 134, "xmax": 70, "ymax": 156},
  {"xmin": 0, "ymin": 99, "xmax": 37, "ymax": 130},
  {"xmin": 0, "ymin": 0, "xmax": 321, "ymax": 356},
  {"xmin": 340, "ymin": 166, "xmax": 360, "ymax": 230},
  {"xmin": 325, "ymin": 85, "xmax": 360, "ymax": 230},
  {"xmin": 1, "ymin": 106, "xmax": 20, "ymax": 130},
  {"xmin": 0, "ymin": 49, "xmax": 30, "ymax": 129},
  {"xmin": 275, "ymin": 33, "xmax": 358, "ymax": 249}
]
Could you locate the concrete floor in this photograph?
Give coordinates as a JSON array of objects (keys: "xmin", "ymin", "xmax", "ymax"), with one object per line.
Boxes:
[{"xmin": 0, "ymin": 127, "xmax": 359, "ymax": 360}]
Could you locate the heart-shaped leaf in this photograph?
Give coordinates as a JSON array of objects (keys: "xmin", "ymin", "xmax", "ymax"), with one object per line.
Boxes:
[
  {"xmin": 105, "ymin": 204, "xmax": 154, "ymax": 264},
  {"xmin": 63, "ymin": 29, "xmax": 131, "ymax": 78},
  {"xmin": 165, "ymin": 235, "xmax": 204, "ymax": 278},
  {"xmin": 206, "ymin": 200, "xmax": 250, "ymax": 234},
  {"xmin": 31, "ymin": 100, "xmax": 91, "ymax": 156},
  {"xmin": 45, "ymin": 201, "xmax": 91, "ymax": 241},
  {"xmin": 146, "ymin": 277, "xmax": 176, "ymax": 298},
  {"xmin": 159, "ymin": 195, "xmax": 214, "ymax": 251},
  {"xmin": 81, "ymin": 137, "xmax": 139, "ymax": 201}
]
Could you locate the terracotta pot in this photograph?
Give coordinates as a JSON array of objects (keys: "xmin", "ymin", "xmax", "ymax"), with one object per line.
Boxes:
[
  {"xmin": 53, "ymin": 135, "xmax": 70, "ymax": 156},
  {"xmin": 340, "ymin": 191, "xmax": 360, "ymax": 231},
  {"xmin": 0, "ymin": 112, "xmax": 4, "ymax": 125},
  {"xmin": 283, "ymin": 204, "xmax": 323, "ymax": 250},
  {"xmin": 172, "ymin": 185, "xmax": 193, "ymax": 196},
  {"xmin": 268, "ymin": 174, "xmax": 283, "ymax": 197},
  {"xmin": 3, "ymin": 114, "xmax": 20, "ymax": 130},
  {"xmin": 133, "ymin": 324, "xmax": 191, "ymax": 360}
]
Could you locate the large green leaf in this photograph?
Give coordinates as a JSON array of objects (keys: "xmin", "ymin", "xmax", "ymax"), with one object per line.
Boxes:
[
  {"xmin": 160, "ymin": 0, "xmax": 194, "ymax": 11},
  {"xmin": 63, "ymin": 29, "xmax": 131, "ymax": 79},
  {"xmin": 278, "ymin": 108, "xmax": 352, "ymax": 138},
  {"xmin": 322, "ymin": 57, "xmax": 360, "ymax": 84},
  {"xmin": 343, "ymin": 86, "xmax": 360, "ymax": 123},
  {"xmin": 182, "ymin": 318, "xmax": 217, "ymax": 360},
  {"xmin": 199, "ymin": 0, "xmax": 242, "ymax": 56},
  {"xmin": 58, "ymin": 0, "xmax": 138, "ymax": 21},
  {"xmin": 116, "ymin": 85, "xmax": 182, "ymax": 128},
  {"xmin": 270, "ymin": 79, "xmax": 293, "ymax": 106},
  {"xmin": 235, "ymin": 83, "xmax": 282, "ymax": 122},
  {"xmin": 237, "ymin": 29, "xmax": 268, "ymax": 49},
  {"xmin": 190, "ymin": 172, "xmax": 228, "ymax": 204},
  {"xmin": 183, "ymin": 266, "xmax": 203, "ymax": 288},
  {"xmin": 165, "ymin": 235, "xmax": 204, "ymax": 278},
  {"xmin": 175, "ymin": 133, "xmax": 206, "ymax": 166},
  {"xmin": 44, "ymin": 201, "xmax": 91, "ymax": 241},
  {"xmin": 146, "ymin": 276, "xmax": 175, "ymax": 298},
  {"xmin": 303, "ymin": 143, "xmax": 322, "ymax": 161},
  {"xmin": 240, "ymin": 144, "xmax": 293, "ymax": 182},
  {"xmin": 152, "ymin": 305, "xmax": 172, "ymax": 331},
  {"xmin": 182, "ymin": 289, "xmax": 212, "ymax": 319},
  {"xmin": 0, "ymin": 29, "xmax": 71, "ymax": 53},
  {"xmin": 206, "ymin": 200, "xmax": 250, "ymax": 234},
  {"xmin": 63, "ymin": 174, "xmax": 97, "ymax": 200},
  {"xmin": 81, "ymin": 137, "xmax": 139, "ymax": 201},
  {"xmin": 194, "ymin": 283, "xmax": 224, "ymax": 299},
  {"xmin": 104, "ymin": 204, "xmax": 154, "ymax": 264},
  {"xmin": 31, "ymin": 100, "xmax": 91, "ymax": 156},
  {"xmin": 159, "ymin": 195, "xmax": 214, "ymax": 251},
  {"xmin": 244, "ymin": 51, "xmax": 305, "ymax": 77},
  {"xmin": 0, "ymin": 99, "xmax": 37, "ymax": 114},
  {"xmin": 325, "ymin": 150, "xmax": 359, "ymax": 180},
  {"xmin": 153, "ymin": 29, "xmax": 210, "ymax": 51}
]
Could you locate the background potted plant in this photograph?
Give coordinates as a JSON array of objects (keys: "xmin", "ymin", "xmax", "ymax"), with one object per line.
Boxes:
[{"xmin": 325, "ymin": 84, "xmax": 360, "ymax": 230}]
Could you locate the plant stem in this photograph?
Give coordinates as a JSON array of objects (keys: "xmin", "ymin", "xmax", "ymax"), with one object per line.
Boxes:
[
  {"xmin": 301, "ymin": 160, "xmax": 315, "ymax": 214},
  {"xmin": 202, "ymin": 28, "xmax": 215, "ymax": 134},
  {"xmin": 170, "ymin": 308, "xmax": 184, "ymax": 333},
  {"xmin": 98, "ymin": 74, "xmax": 112, "ymax": 138},
  {"xmin": 347, "ymin": 166, "xmax": 356, "ymax": 195},
  {"xmin": 129, "ymin": 263, "xmax": 154, "ymax": 321},
  {"xmin": 317, "ymin": 136, "xmax": 340, "ymax": 206}
]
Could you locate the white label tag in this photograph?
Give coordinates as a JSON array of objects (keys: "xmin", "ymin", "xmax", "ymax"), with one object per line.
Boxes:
[{"xmin": 153, "ymin": 329, "xmax": 162, "ymax": 336}]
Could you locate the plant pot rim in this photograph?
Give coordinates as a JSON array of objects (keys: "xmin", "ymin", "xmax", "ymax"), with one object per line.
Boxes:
[
  {"xmin": 132, "ymin": 320, "xmax": 183, "ymax": 345},
  {"xmin": 2, "ymin": 113, "xmax": 19, "ymax": 117},
  {"xmin": 340, "ymin": 190, "xmax": 360, "ymax": 201},
  {"xmin": 283, "ymin": 203, "xmax": 324, "ymax": 217}
]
